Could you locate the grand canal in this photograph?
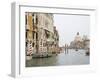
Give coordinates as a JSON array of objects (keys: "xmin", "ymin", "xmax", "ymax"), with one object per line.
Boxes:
[{"xmin": 26, "ymin": 49, "xmax": 90, "ymax": 67}]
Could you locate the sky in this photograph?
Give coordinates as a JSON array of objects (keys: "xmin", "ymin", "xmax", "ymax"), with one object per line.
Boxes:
[{"xmin": 54, "ymin": 14, "xmax": 90, "ymax": 46}]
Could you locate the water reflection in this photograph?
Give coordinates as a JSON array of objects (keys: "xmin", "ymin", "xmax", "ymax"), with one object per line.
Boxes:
[{"xmin": 26, "ymin": 49, "xmax": 90, "ymax": 67}]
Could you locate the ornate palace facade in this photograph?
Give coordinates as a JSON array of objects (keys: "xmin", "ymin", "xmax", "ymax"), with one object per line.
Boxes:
[{"xmin": 25, "ymin": 12, "xmax": 59, "ymax": 56}]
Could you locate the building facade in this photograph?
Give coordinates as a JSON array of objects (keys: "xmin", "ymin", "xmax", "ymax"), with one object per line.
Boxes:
[
  {"xmin": 25, "ymin": 12, "xmax": 59, "ymax": 56},
  {"xmin": 52, "ymin": 26, "xmax": 59, "ymax": 53}
]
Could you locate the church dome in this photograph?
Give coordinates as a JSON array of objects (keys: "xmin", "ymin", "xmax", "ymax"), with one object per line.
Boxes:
[{"xmin": 74, "ymin": 32, "xmax": 82, "ymax": 42}]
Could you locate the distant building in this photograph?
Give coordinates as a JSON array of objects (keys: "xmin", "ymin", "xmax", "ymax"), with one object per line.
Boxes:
[
  {"xmin": 74, "ymin": 32, "xmax": 82, "ymax": 42},
  {"xmin": 69, "ymin": 32, "xmax": 90, "ymax": 49},
  {"xmin": 69, "ymin": 41, "xmax": 76, "ymax": 49},
  {"xmin": 74, "ymin": 32, "xmax": 83, "ymax": 49},
  {"xmin": 82, "ymin": 35, "xmax": 90, "ymax": 49}
]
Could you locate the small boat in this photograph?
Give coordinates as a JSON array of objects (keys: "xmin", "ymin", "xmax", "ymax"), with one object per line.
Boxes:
[
  {"xmin": 85, "ymin": 48, "xmax": 90, "ymax": 56},
  {"xmin": 75, "ymin": 48, "xmax": 78, "ymax": 51},
  {"xmin": 86, "ymin": 51, "xmax": 89, "ymax": 56}
]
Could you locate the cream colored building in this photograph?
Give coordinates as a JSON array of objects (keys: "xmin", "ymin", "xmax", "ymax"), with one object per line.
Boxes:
[
  {"xmin": 69, "ymin": 32, "xmax": 89, "ymax": 49},
  {"xmin": 36, "ymin": 13, "xmax": 54, "ymax": 54}
]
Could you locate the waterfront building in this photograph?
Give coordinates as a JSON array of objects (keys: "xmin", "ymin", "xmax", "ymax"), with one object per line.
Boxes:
[
  {"xmin": 25, "ymin": 13, "xmax": 59, "ymax": 56},
  {"xmin": 52, "ymin": 26, "xmax": 59, "ymax": 53},
  {"xmin": 37, "ymin": 13, "xmax": 54, "ymax": 54},
  {"xmin": 82, "ymin": 35, "xmax": 90, "ymax": 49},
  {"xmin": 74, "ymin": 32, "xmax": 82, "ymax": 42},
  {"xmin": 25, "ymin": 12, "xmax": 37, "ymax": 55},
  {"xmin": 74, "ymin": 32, "xmax": 83, "ymax": 49},
  {"xmin": 69, "ymin": 32, "xmax": 90, "ymax": 49},
  {"xmin": 69, "ymin": 41, "xmax": 76, "ymax": 49}
]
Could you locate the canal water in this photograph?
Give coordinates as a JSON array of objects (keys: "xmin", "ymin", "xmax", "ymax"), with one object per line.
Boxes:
[{"xmin": 26, "ymin": 49, "xmax": 90, "ymax": 67}]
